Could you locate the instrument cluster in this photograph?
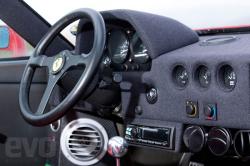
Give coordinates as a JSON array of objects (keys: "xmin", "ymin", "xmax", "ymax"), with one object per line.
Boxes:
[{"xmin": 103, "ymin": 29, "xmax": 151, "ymax": 71}]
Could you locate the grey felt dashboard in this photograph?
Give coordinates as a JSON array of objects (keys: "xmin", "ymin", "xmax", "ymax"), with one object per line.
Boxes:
[
  {"xmin": 77, "ymin": 9, "xmax": 250, "ymax": 140},
  {"xmin": 126, "ymin": 33, "xmax": 250, "ymax": 130}
]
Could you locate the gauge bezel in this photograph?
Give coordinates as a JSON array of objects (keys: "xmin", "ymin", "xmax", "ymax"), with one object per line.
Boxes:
[
  {"xmin": 194, "ymin": 65, "xmax": 211, "ymax": 89},
  {"xmin": 172, "ymin": 64, "xmax": 189, "ymax": 89},
  {"xmin": 107, "ymin": 29, "xmax": 130, "ymax": 64},
  {"xmin": 217, "ymin": 64, "xmax": 237, "ymax": 91},
  {"xmin": 130, "ymin": 33, "xmax": 150, "ymax": 64}
]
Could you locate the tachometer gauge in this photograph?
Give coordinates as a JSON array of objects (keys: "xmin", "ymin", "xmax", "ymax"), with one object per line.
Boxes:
[
  {"xmin": 131, "ymin": 33, "xmax": 149, "ymax": 64},
  {"xmin": 108, "ymin": 30, "xmax": 129, "ymax": 64}
]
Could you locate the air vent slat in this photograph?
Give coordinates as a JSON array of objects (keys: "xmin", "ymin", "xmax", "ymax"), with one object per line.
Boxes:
[
  {"xmin": 68, "ymin": 143, "xmax": 101, "ymax": 147},
  {"xmin": 75, "ymin": 129, "xmax": 99, "ymax": 133},
  {"xmin": 70, "ymin": 148, "xmax": 100, "ymax": 153},
  {"xmin": 70, "ymin": 134, "xmax": 100, "ymax": 138},
  {"xmin": 71, "ymin": 153, "xmax": 95, "ymax": 157},
  {"xmin": 69, "ymin": 139, "xmax": 101, "ymax": 143}
]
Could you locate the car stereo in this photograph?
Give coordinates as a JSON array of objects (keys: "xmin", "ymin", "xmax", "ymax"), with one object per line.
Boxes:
[{"xmin": 125, "ymin": 124, "xmax": 175, "ymax": 150}]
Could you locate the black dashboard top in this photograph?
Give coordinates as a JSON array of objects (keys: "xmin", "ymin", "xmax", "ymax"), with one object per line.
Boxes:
[{"xmin": 76, "ymin": 9, "xmax": 198, "ymax": 59}]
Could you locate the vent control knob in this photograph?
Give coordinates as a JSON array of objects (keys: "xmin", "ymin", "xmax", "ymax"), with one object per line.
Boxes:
[
  {"xmin": 183, "ymin": 126, "xmax": 205, "ymax": 153},
  {"xmin": 207, "ymin": 127, "xmax": 231, "ymax": 156}
]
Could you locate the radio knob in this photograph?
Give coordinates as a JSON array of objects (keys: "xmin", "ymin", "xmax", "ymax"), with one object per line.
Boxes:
[{"xmin": 183, "ymin": 126, "xmax": 205, "ymax": 153}]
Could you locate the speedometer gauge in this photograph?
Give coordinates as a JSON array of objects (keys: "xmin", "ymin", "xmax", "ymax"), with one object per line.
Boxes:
[
  {"xmin": 108, "ymin": 30, "xmax": 129, "ymax": 64},
  {"xmin": 131, "ymin": 33, "xmax": 149, "ymax": 64}
]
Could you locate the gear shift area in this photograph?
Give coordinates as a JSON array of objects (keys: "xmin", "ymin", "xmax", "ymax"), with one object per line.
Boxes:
[{"xmin": 107, "ymin": 136, "xmax": 128, "ymax": 166}]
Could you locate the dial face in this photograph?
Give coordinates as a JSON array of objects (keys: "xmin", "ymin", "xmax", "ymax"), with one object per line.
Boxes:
[
  {"xmin": 131, "ymin": 33, "xmax": 149, "ymax": 64},
  {"xmin": 223, "ymin": 66, "xmax": 237, "ymax": 89},
  {"xmin": 197, "ymin": 66, "xmax": 211, "ymax": 88},
  {"xmin": 174, "ymin": 66, "xmax": 188, "ymax": 87},
  {"xmin": 218, "ymin": 65, "xmax": 237, "ymax": 90},
  {"xmin": 108, "ymin": 30, "xmax": 129, "ymax": 64}
]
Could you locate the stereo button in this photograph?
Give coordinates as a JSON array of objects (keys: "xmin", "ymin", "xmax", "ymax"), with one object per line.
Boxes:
[{"xmin": 131, "ymin": 128, "xmax": 138, "ymax": 137}]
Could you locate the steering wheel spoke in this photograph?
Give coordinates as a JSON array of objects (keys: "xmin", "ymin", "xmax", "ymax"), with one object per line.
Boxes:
[
  {"xmin": 28, "ymin": 55, "xmax": 54, "ymax": 68},
  {"xmin": 35, "ymin": 73, "xmax": 62, "ymax": 115},
  {"xmin": 65, "ymin": 53, "xmax": 91, "ymax": 69}
]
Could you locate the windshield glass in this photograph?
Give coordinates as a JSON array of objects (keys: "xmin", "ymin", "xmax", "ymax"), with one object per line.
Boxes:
[
  {"xmin": 24, "ymin": 0, "xmax": 250, "ymax": 41},
  {"xmin": 24, "ymin": 0, "xmax": 250, "ymax": 29}
]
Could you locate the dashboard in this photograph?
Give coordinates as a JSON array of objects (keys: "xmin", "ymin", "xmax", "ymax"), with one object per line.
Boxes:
[
  {"xmin": 123, "ymin": 33, "xmax": 250, "ymax": 157},
  {"xmin": 76, "ymin": 9, "xmax": 250, "ymax": 162}
]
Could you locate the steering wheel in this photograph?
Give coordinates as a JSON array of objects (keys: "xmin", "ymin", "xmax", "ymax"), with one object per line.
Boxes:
[{"xmin": 19, "ymin": 8, "xmax": 106, "ymax": 126}]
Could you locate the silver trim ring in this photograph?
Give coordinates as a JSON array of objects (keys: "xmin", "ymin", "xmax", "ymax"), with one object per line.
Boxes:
[{"xmin": 60, "ymin": 118, "xmax": 108, "ymax": 166}]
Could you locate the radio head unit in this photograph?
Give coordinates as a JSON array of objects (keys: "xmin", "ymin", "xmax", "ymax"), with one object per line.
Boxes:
[{"xmin": 125, "ymin": 124, "xmax": 175, "ymax": 150}]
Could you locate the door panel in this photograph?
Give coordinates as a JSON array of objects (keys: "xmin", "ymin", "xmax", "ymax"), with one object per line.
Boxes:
[{"xmin": 0, "ymin": 58, "xmax": 52, "ymax": 166}]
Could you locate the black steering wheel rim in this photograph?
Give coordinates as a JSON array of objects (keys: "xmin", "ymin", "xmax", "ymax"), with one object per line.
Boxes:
[{"xmin": 19, "ymin": 8, "xmax": 106, "ymax": 126}]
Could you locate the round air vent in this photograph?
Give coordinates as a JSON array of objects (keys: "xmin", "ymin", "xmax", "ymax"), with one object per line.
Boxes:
[
  {"xmin": 234, "ymin": 130, "xmax": 250, "ymax": 157},
  {"xmin": 60, "ymin": 118, "xmax": 108, "ymax": 166},
  {"xmin": 207, "ymin": 127, "xmax": 231, "ymax": 156}
]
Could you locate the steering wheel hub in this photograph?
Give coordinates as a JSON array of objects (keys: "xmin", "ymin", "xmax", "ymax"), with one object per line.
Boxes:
[{"xmin": 51, "ymin": 53, "xmax": 65, "ymax": 74}]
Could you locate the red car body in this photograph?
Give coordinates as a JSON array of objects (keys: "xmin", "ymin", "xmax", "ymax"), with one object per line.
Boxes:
[{"xmin": 0, "ymin": 26, "xmax": 26, "ymax": 57}]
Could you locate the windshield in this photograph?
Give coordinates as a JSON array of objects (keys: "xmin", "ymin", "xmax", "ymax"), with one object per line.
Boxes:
[
  {"xmin": 24, "ymin": 0, "xmax": 250, "ymax": 29},
  {"xmin": 24, "ymin": 0, "xmax": 250, "ymax": 41}
]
